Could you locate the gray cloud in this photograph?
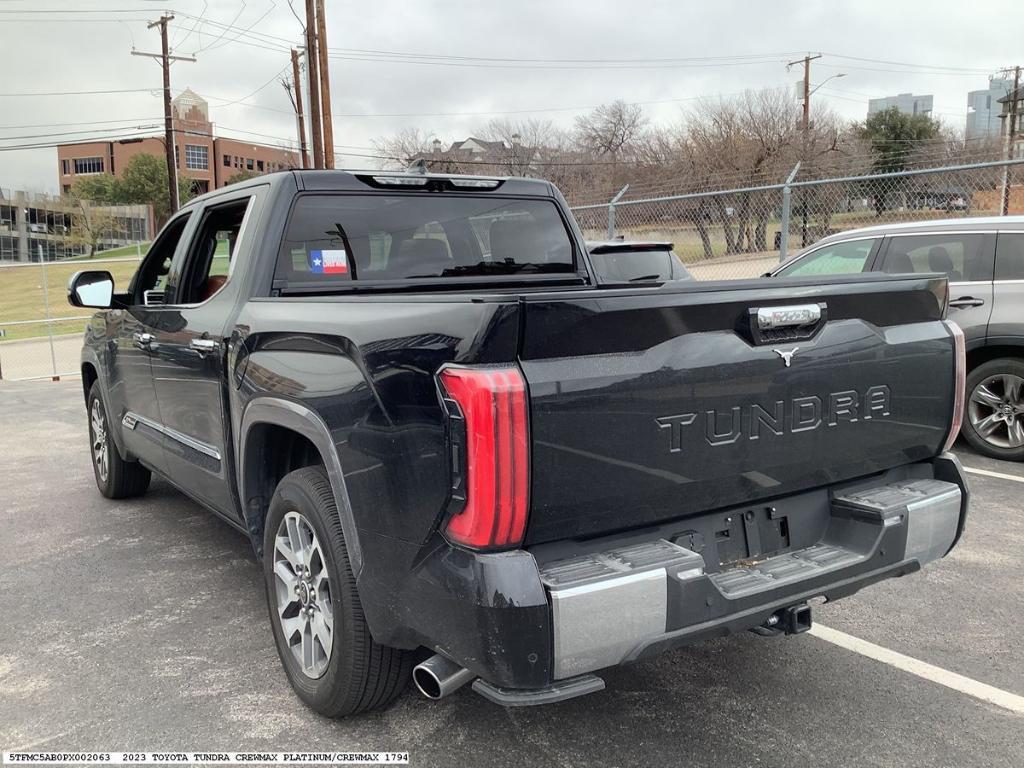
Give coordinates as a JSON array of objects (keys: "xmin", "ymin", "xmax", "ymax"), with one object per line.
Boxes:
[{"xmin": 0, "ymin": 0, "xmax": 1018, "ymax": 193}]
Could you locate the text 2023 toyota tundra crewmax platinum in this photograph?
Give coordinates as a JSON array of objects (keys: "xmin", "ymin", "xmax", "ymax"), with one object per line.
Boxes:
[{"xmin": 68, "ymin": 170, "xmax": 969, "ymax": 716}]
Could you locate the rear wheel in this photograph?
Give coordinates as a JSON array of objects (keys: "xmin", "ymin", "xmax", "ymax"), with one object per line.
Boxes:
[
  {"xmin": 87, "ymin": 382, "xmax": 151, "ymax": 498},
  {"xmin": 961, "ymin": 358, "xmax": 1024, "ymax": 461},
  {"xmin": 263, "ymin": 466, "xmax": 413, "ymax": 717}
]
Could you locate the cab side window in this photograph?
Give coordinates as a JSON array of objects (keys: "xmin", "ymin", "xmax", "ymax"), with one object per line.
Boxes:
[
  {"xmin": 175, "ymin": 197, "xmax": 252, "ymax": 304},
  {"xmin": 995, "ymin": 233, "xmax": 1024, "ymax": 281},
  {"xmin": 131, "ymin": 214, "xmax": 191, "ymax": 305},
  {"xmin": 778, "ymin": 239, "xmax": 877, "ymax": 277},
  {"xmin": 880, "ymin": 234, "xmax": 991, "ymax": 282}
]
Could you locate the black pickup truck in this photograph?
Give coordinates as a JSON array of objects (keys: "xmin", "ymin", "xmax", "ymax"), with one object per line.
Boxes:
[{"xmin": 69, "ymin": 170, "xmax": 969, "ymax": 717}]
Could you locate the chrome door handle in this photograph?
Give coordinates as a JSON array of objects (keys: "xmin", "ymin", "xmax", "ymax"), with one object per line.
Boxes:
[
  {"xmin": 133, "ymin": 332, "xmax": 154, "ymax": 349},
  {"xmin": 189, "ymin": 338, "xmax": 219, "ymax": 355},
  {"xmin": 949, "ymin": 297, "xmax": 985, "ymax": 308}
]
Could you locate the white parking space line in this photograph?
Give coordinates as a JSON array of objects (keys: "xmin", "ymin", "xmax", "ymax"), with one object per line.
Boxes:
[
  {"xmin": 963, "ymin": 465, "xmax": 1024, "ymax": 484},
  {"xmin": 810, "ymin": 624, "xmax": 1024, "ymax": 716}
]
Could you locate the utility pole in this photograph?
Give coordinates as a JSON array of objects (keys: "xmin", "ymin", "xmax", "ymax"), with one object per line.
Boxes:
[
  {"xmin": 132, "ymin": 16, "xmax": 195, "ymax": 215},
  {"xmin": 315, "ymin": 0, "xmax": 335, "ymax": 169},
  {"xmin": 1001, "ymin": 65, "xmax": 1021, "ymax": 216},
  {"xmin": 788, "ymin": 53, "xmax": 822, "ymax": 246},
  {"xmin": 303, "ymin": 0, "xmax": 324, "ymax": 169},
  {"xmin": 290, "ymin": 49, "xmax": 311, "ymax": 169}
]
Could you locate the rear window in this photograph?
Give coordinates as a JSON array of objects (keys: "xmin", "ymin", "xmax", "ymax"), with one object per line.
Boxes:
[
  {"xmin": 275, "ymin": 194, "xmax": 575, "ymax": 287},
  {"xmin": 588, "ymin": 248, "xmax": 693, "ymax": 283}
]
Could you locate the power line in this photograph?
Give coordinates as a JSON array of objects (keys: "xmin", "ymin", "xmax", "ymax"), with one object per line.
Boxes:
[
  {"xmin": 0, "ymin": 116, "xmax": 162, "ymax": 130},
  {"xmin": 0, "ymin": 123, "xmax": 161, "ymax": 141},
  {"xmin": 0, "ymin": 87, "xmax": 155, "ymax": 96}
]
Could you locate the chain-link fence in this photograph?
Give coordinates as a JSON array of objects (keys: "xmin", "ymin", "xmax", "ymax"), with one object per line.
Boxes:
[
  {"xmin": 3, "ymin": 158, "xmax": 1024, "ymax": 381},
  {"xmin": 0, "ymin": 253, "xmax": 143, "ymax": 381},
  {"xmin": 570, "ymin": 158, "xmax": 1024, "ymax": 281}
]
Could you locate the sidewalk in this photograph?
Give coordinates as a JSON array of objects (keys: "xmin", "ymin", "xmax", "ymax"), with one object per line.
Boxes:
[{"xmin": 0, "ymin": 332, "xmax": 82, "ymax": 380}]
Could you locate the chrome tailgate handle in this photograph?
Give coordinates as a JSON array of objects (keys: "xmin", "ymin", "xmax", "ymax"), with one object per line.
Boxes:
[
  {"xmin": 748, "ymin": 303, "xmax": 826, "ymax": 345},
  {"xmin": 756, "ymin": 304, "xmax": 822, "ymax": 330}
]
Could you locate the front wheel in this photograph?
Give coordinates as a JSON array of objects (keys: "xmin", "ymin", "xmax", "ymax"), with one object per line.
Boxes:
[
  {"xmin": 263, "ymin": 466, "xmax": 413, "ymax": 717},
  {"xmin": 87, "ymin": 382, "xmax": 151, "ymax": 498},
  {"xmin": 960, "ymin": 358, "xmax": 1024, "ymax": 461}
]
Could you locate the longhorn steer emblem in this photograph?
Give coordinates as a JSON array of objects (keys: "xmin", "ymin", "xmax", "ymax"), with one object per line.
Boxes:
[{"xmin": 774, "ymin": 347, "xmax": 799, "ymax": 367}]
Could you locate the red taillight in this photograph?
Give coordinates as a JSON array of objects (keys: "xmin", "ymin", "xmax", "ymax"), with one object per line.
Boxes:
[
  {"xmin": 943, "ymin": 320, "xmax": 966, "ymax": 453},
  {"xmin": 438, "ymin": 366, "xmax": 529, "ymax": 549}
]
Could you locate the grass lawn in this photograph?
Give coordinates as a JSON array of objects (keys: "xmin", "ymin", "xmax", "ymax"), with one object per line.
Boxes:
[
  {"xmin": 64, "ymin": 242, "xmax": 150, "ymax": 261},
  {"xmin": 0, "ymin": 258, "xmax": 142, "ymax": 341},
  {"xmin": 1, "ymin": 247, "xmax": 232, "ymax": 342}
]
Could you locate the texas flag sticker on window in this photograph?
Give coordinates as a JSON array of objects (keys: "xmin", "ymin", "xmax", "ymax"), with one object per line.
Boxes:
[{"xmin": 309, "ymin": 249, "xmax": 349, "ymax": 275}]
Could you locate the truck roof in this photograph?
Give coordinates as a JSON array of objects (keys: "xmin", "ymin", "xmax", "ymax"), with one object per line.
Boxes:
[{"xmin": 181, "ymin": 169, "xmax": 555, "ymax": 209}]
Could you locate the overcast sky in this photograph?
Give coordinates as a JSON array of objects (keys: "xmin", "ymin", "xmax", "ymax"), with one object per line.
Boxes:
[{"xmin": 1, "ymin": 0, "xmax": 1020, "ymax": 193}]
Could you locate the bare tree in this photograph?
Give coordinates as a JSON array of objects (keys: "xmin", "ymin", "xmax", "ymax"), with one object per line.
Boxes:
[
  {"xmin": 477, "ymin": 118, "xmax": 559, "ymax": 176},
  {"xmin": 372, "ymin": 128, "xmax": 442, "ymax": 169},
  {"xmin": 574, "ymin": 101, "xmax": 648, "ymax": 164}
]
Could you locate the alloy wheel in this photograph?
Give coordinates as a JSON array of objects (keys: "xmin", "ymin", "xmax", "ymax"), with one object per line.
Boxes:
[
  {"xmin": 968, "ymin": 373, "xmax": 1024, "ymax": 449},
  {"xmin": 273, "ymin": 511, "xmax": 334, "ymax": 679},
  {"xmin": 90, "ymin": 398, "xmax": 109, "ymax": 484}
]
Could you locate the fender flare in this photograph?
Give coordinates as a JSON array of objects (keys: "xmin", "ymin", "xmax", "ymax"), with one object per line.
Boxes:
[{"xmin": 238, "ymin": 397, "xmax": 364, "ymax": 576}]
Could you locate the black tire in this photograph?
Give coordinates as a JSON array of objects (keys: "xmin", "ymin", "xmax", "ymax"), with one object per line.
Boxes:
[
  {"xmin": 960, "ymin": 357, "xmax": 1024, "ymax": 461},
  {"xmin": 87, "ymin": 381, "xmax": 151, "ymax": 498},
  {"xmin": 263, "ymin": 466, "xmax": 413, "ymax": 717}
]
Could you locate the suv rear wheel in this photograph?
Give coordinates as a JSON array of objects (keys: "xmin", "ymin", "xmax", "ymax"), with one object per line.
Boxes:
[
  {"xmin": 87, "ymin": 381, "xmax": 151, "ymax": 498},
  {"xmin": 961, "ymin": 358, "xmax": 1024, "ymax": 461},
  {"xmin": 263, "ymin": 466, "xmax": 413, "ymax": 716}
]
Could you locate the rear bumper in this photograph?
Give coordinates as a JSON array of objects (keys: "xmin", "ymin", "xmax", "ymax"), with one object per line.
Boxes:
[
  {"xmin": 397, "ymin": 454, "xmax": 968, "ymax": 693},
  {"xmin": 542, "ymin": 454, "xmax": 967, "ymax": 680}
]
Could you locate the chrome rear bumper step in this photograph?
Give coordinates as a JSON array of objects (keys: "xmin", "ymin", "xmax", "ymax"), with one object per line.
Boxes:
[{"xmin": 537, "ymin": 475, "xmax": 963, "ymax": 681}]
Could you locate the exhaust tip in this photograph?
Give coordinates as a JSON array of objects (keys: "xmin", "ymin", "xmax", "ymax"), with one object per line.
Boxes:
[
  {"xmin": 412, "ymin": 653, "xmax": 475, "ymax": 700},
  {"xmin": 413, "ymin": 666, "xmax": 444, "ymax": 700}
]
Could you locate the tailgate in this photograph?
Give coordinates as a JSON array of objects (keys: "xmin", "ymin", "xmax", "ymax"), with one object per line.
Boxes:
[{"xmin": 519, "ymin": 275, "xmax": 956, "ymax": 545}]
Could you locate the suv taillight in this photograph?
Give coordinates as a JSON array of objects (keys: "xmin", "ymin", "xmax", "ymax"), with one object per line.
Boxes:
[
  {"xmin": 438, "ymin": 366, "xmax": 529, "ymax": 549},
  {"xmin": 943, "ymin": 320, "xmax": 966, "ymax": 453}
]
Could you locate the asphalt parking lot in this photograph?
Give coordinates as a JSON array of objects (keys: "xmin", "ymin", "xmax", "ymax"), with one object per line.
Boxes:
[{"xmin": 1, "ymin": 379, "xmax": 1022, "ymax": 767}]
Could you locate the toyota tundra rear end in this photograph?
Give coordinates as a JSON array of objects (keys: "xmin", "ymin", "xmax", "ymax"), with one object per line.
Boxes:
[
  {"xmin": 399, "ymin": 273, "xmax": 968, "ymax": 705},
  {"xmin": 226, "ymin": 172, "xmax": 968, "ymax": 710}
]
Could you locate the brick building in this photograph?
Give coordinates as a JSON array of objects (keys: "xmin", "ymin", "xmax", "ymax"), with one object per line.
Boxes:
[{"xmin": 56, "ymin": 89, "xmax": 300, "ymax": 195}]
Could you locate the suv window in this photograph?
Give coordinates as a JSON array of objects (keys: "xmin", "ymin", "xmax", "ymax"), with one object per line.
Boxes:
[
  {"xmin": 777, "ymin": 238, "xmax": 877, "ymax": 277},
  {"xmin": 995, "ymin": 233, "xmax": 1024, "ymax": 281},
  {"xmin": 175, "ymin": 198, "xmax": 251, "ymax": 304},
  {"xmin": 130, "ymin": 214, "xmax": 191, "ymax": 305},
  {"xmin": 588, "ymin": 247, "xmax": 693, "ymax": 283},
  {"xmin": 880, "ymin": 233, "xmax": 991, "ymax": 282},
  {"xmin": 275, "ymin": 194, "xmax": 575, "ymax": 286}
]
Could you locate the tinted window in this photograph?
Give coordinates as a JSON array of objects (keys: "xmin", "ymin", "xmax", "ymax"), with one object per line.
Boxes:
[
  {"xmin": 130, "ymin": 214, "xmax": 191, "ymax": 304},
  {"xmin": 588, "ymin": 248, "xmax": 692, "ymax": 283},
  {"xmin": 995, "ymin": 233, "xmax": 1024, "ymax": 281},
  {"xmin": 275, "ymin": 195, "xmax": 574, "ymax": 285},
  {"xmin": 880, "ymin": 234, "xmax": 990, "ymax": 281},
  {"xmin": 778, "ymin": 238, "xmax": 877, "ymax": 277},
  {"xmin": 176, "ymin": 198, "xmax": 251, "ymax": 304}
]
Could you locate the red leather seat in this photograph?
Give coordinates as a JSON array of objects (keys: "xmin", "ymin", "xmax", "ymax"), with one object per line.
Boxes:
[{"xmin": 200, "ymin": 274, "xmax": 228, "ymax": 302}]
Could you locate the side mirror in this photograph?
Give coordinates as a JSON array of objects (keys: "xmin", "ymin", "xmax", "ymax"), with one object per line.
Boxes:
[{"xmin": 68, "ymin": 270, "xmax": 114, "ymax": 309}]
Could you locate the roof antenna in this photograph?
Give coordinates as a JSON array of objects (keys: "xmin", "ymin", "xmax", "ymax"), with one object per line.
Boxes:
[{"xmin": 407, "ymin": 158, "xmax": 429, "ymax": 175}]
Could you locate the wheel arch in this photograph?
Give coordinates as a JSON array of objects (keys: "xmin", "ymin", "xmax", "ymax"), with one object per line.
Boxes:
[
  {"xmin": 81, "ymin": 361, "xmax": 98, "ymax": 405},
  {"xmin": 238, "ymin": 397, "xmax": 363, "ymax": 576},
  {"xmin": 966, "ymin": 343, "xmax": 1024, "ymax": 372}
]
